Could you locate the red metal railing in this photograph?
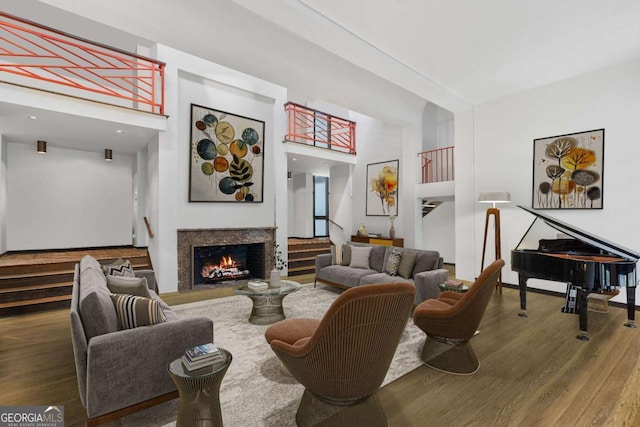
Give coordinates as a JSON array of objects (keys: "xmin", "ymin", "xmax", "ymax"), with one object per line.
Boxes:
[
  {"xmin": 0, "ymin": 12, "xmax": 165, "ymax": 114},
  {"xmin": 418, "ymin": 146, "xmax": 455, "ymax": 183},
  {"xmin": 284, "ymin": 102, "xmax": 356, "ymax": 154}
]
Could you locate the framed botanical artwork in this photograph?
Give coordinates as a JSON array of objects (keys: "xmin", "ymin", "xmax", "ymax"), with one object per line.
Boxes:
[
  {"xmin": 366, "ymin": 159, "xmax": 399, "ymax": 216},
  {"xmin": 189, "ymin": 103, "xmax": 265, "ymax": 202},
  {"xmin": 532, "ymin": 129, "xmax": 604, "ymax": 209}
]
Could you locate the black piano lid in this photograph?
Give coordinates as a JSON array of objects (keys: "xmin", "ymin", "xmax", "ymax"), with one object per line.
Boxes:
[{"xmin": 517, "ymin": 205, "xmax": 640, "ymax": 262}]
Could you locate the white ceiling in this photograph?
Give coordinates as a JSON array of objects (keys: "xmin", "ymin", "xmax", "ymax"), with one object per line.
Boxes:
[{"xmin": 2, "ymin": 0, "xmax": 640, "ymax": 156}]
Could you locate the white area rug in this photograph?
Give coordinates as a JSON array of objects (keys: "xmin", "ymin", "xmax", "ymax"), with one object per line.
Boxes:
[{"xmin": 114, "ymin": 285, "xmax": 424, "ymax": 426}]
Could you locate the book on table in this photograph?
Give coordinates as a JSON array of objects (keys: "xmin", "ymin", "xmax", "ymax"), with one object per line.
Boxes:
[
  {"xmin": 444, "ymin": 279, "xmax": 464, "ymax": 289},
  {"xmin": 181, "ymin": 353, "xmax": 225, "ymax": 371},
  {"xmin": 248, "ymin": 280, "xmax": 269, "ymax": 291},
  {"xmin": 185, "ymin": 342, "xmax": 221, "ymax": 362}
]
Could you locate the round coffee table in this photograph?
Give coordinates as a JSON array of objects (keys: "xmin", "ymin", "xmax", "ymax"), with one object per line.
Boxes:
[
  {"xmin": 234, "ymin": 279, "xmax": 302, "ymax": 324},
  {"xmin": 167, "ymin": 347, "xmax": 232, "ymax": 427}
]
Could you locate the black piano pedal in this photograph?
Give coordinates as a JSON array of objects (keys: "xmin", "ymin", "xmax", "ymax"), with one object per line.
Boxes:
[
  {"xmin": 576, "ymin": 331, "xmax": 589, "ymax": 341},
  {"xmin": 624, "ymin": 320, "xmax": 636, "ymax": 328},
  {"xmin": 518, "ymin": 311, "xmax": 528, "ymax": 318}
]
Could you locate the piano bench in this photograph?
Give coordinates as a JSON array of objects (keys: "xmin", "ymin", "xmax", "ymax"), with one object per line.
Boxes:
[{"xmin": 587, "ymin": 290, "xmax": 620, "ymax": 313}]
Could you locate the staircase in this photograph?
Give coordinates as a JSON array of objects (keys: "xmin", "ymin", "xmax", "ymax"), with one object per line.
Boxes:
[
  {"xmin": 0, "ymin": 247, "xmax": 152, "ymax": 316},
  {"xmin": 287, "ymin": 238, "xmax": 331, "ymax": 277}
]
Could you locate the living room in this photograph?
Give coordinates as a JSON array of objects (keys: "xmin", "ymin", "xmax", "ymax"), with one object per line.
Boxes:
[{"xmin": 1, "ymin": 1, "xmax": 640, "ymax": 426}]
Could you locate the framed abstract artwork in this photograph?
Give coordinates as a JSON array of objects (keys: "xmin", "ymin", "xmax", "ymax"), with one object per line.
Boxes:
[
  {"xmin": 366, "ymin": 159, "xmax": 399, "ymax": 216},
  {"xmin": 189, "ymin": 103, "xmax": 265, "ymax": 202},
  {"xmin": 532, "ymin": 129, "xmax": 604, "ymax": 209}
]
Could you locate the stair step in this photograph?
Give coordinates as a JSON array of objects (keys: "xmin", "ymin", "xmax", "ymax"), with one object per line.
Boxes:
[
  {"xmin": 0, "ymin": 294, "xmax": 72, "ymax": 309},
  {"xmin": 288, "ymin": 249, "xmax": 330, "ymax": 260},
  {"xmin": 287, "ymin": 265, "xmax": 316, "ymax": 276},
  {"xmin": 0, "ymin": 282, "xmax": 73, "ymax": 304},
  {"xmin": 0, "ymin": 295, "xmax": 71, "ymax": 316},
  {"xmin": 0, "ymin": 260, "xmax": 151, "ymax": 281}
]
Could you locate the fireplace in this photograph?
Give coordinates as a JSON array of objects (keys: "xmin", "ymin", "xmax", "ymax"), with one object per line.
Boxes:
[
  {"xmin": 177, "ymin": 227, "xmax": 276, "ymax": 291},
  {"xmin": 193, "ymin": 243, "xmax": 265, "ymax": 286}
]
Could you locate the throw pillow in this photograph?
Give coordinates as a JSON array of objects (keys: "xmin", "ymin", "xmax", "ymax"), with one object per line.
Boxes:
[
  {"xmin": 107, "ymin": 275, "xmax": 151, "ymax": 298},
  {"xmin": 341, "ymin": 244, "xmax": 352, "ymax": 266},
  {"xmin": 331, "ymin": 244, "xmax": 343, "ymax": 265},
  {"xmin": 384, "ymin": 248, "xmax": 402, "ymax": 276},
  {"xmin": 103, "ymin": 259, "xmax": 135, "ymax": 277},
  {"xmin": 110, "ymin": 293, "xmax": 167, "ymax": 330},
  {"xmin": 349, "ymin": 246, "xmax": 372, "ymax": 269},
  {"xmin": 397, "ymin": 251, "xmax": 418, "ymax": 279}
]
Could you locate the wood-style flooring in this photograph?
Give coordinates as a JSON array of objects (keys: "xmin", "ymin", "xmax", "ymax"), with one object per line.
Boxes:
[{"xmin": 1, "ymin": 275, "xmax": 639, "ymax": 426}]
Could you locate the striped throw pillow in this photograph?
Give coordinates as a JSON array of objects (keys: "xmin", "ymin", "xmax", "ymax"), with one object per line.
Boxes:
[{"xmin": 110, "ymin": 293, "xmax": 167, "ymax": 330}]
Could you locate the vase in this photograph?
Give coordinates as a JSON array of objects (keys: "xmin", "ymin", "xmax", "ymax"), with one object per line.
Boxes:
[
  {"xmin": 389, "ymin": 224, "xmax": 396, "ymax": 239},
  {"xmin": 270, "ymin": 269, "xmax": 281, "ymax": 286}
]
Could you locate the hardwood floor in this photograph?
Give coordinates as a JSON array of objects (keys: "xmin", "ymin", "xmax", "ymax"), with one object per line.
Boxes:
[{"xmin": 1, "ymin": 275, "xmax": 639, "ymax": 426}]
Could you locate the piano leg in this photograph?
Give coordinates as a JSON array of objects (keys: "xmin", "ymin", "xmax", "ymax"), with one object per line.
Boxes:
[
  {"xmin": 518, "ymin": 275, "xmax": 528, "ymax": 318},
  {"xmin": 624, "ymin": 284, "xmax": 636, "ymax": 328},
  {"xmin": 576, "ymin": 288, "xmax": 589, "ymax": 341}
]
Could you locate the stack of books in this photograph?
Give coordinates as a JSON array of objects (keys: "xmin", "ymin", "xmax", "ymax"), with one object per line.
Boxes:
[
  {"xmin": 248, "ymin": 280, "xmax": 269, "ymax": 291},
  {"xmin": 181, "ymin": 343, "xmax": 224, "ymax": 371},
  {"xmin": 444, "ymin": 279, "xmax": 464, "ymax": 289}
]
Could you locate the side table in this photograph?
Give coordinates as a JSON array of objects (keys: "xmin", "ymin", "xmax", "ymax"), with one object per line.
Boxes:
[
  {"xmin": 439, "ymin": 283, "xmax": 469, "ymax": 293},
  {"xmin": 167, "ymin": 347, "xmax": 232, "ymax": 427}
]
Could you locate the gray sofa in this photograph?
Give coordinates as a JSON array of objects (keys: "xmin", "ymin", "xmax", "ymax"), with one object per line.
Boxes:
[
  {"xmin": 315, "ymin": 242, "xmax": 449, "ymax": 304},
  {"xmin": 70, "ymin": 255, "xmax": 214, "ymax": 424}
]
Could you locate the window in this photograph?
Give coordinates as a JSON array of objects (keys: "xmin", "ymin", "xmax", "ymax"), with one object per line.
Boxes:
[{"xmin": 313, "ymin": 176, "xmax": 329, "ymax": 237}]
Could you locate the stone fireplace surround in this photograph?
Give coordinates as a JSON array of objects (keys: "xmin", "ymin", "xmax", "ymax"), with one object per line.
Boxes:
[{"xmin": 177, "ymin": 227, "xmax": 276, "ymax": 292}]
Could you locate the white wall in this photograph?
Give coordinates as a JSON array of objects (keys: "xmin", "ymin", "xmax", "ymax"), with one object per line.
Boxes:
[
  {"xmin": 6, "ymin": 143, "xmax": 133, "ymax": 250},
  {"xmin": 457, "ymin": 59, "xmax": 640, "ymax": 305},
  {"xmin": 423, "ymin": 201, "xmax": 455, "ymax": 263},
  {"xmin": 329, "ymin": 164, "xmax": 352, "ymax": 245},
  {"xmin": 291, "ymin": 173, "xmax": 314, "ymax": 238},
  {"xmin": 150, "ymin": 44, "xmax": 287, "ymax": 292}
]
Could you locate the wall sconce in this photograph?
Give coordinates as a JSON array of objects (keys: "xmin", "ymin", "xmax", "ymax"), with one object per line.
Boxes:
[
  {"xmin": 37, "ymin": 140, "xmax": 47, "ymax": 154},
  {"xmin": 287, "ymin": 171, "xmax": 292, "ymax": 180},
  {"xmin": 478, "ymin": 191, "xmax": 510, "ymax": 293},
  {"xmin": 104, "ymin": 149, "xmax": 113, "ymax": 161}
]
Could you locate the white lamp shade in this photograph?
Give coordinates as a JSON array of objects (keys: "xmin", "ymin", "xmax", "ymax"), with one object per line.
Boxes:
[{"xmin": 478, "ymin": 191, "xmax": 511, "ymax": 204}]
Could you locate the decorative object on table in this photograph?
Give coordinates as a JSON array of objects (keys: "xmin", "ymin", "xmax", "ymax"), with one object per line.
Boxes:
[
  {"xmin": 478, "ymin": 191, "xmax": 510, "ymax": 293},
  {"xmin": 532, "ymin": 128, "xmax": 604, "ymax": 209},
  {"xmin": 389, "ymin": 214, "xmax": 396, "ymax": 239},
  {"xmin": 182, "ymin": 342, "xmax": 225, "ymax": 371},
  {"xmin": 366, "ymin": 159, "xmax": 399, "ymax": 216},
  {"xmin": 271, "ymin": 242, "xmax": 286, "ymax": 285},
  {"xmin": 189, "ymin": 103, "xmax": 265, "ymax": 203},
  {"xmin": 358, "ymin": 223, "xmax": 366, "ymax": 236},
  {"xmin": 248, "ymin": 280, "xmax": 269, "ymax": 291}
]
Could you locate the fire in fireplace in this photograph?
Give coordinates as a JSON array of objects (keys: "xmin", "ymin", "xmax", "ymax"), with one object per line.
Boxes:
[{"xmin": 193, "ymin": 243, "xmax": 265, "ymax": 286}]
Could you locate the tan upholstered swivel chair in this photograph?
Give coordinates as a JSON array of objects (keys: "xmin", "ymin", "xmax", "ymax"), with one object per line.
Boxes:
[
  {"xmin": 413, "ymin": 259, "xmax": 505, "ymax": 375},
  {"xmin": 265, "ymin": 283, "xmax": 415, "ymax": 427}
]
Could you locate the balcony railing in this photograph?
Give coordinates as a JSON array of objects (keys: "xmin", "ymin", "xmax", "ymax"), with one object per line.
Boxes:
[
  {"xmin": 284, "ymin": 102, "xmax": 356, "ymax": 154},
  {"xmin": 418, "ymin": 146, "xmax": 455, "ymax": 183},
  {"xmin": 0, "ymin": 12, "xmax": 165, "ymax": 114}
]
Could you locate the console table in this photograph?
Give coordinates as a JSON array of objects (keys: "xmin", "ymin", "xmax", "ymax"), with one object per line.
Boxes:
[{"xmin": 351, "ymin": 235, "xmax": 404, "ymax": 247}]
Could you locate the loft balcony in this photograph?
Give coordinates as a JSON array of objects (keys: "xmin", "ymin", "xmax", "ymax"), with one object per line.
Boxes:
[
  {"xmin": 284, "ymin": 102, "xmax": 356, "ymax": 155},
  {"xmin": 0, "ymin": 12, "xmax": 165, "ymax": 115},
  {"xmin": 417, "ymin": 146, "xmax": 455, "ymax": 200}
]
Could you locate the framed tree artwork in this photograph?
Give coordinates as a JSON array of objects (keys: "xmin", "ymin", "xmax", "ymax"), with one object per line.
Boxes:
[
  {"xmin": 532, "ymin": 129, "xmax": 604, "ymax": 209},
  {"xmin": 366, "ymin": 159, "xmax": 399, "ymax": 216},
  {"xmin": 189, "ymin": 103, "xmax": 265, "ymax": 202}
]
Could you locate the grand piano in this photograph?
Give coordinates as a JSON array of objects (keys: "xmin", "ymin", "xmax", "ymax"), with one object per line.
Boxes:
[{"xmin": 511, "ymin": 205, "xmax": 639, "ymax": 340}]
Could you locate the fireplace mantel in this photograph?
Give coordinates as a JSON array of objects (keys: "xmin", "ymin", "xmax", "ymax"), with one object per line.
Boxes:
[{"xmin": 177, "ymin": 227, "xmax": 276, "ymax": 291}]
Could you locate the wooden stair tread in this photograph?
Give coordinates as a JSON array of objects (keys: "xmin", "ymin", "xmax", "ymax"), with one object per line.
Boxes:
[
  {"xmin": 288, "ymin": 256, "xmax": 319, "ymax": 263},
  {"xmin": 0, "ymin": 294, "xmax": 72, "ymax": 309},
  {"xmin": 0, "ymin": 282, "xmax": 73, "ymax": 293},
  {"xmin": 287, "ymin": 265, "xmax": 316, "ymax": 272},
  {"xmin": 0, "ymin": 262, "xmax": 151, "ymax": 280},
  {"xmin": 288, "ymin": 248, "xmax": 330, "ymax": 254}
]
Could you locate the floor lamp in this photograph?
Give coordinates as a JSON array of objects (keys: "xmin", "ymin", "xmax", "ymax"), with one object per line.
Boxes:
[{"xmin": 479, "ymin": 191, "xmax": 510, "ymax": 293}]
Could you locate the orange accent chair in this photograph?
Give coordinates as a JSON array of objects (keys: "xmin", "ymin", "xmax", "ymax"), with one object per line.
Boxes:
[
  {"xmin": 265, "ymin": 282, "xmax": 415, "ymax": 426},
  {"xmin": 413, "ymin": 259, "xmax": 505, "ymax": 375}
]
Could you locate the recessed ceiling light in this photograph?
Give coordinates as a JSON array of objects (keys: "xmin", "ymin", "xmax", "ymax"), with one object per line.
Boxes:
[
  {"xmin": 292, "ymin": 158, "xmax": 297, "ymax": 161},
  {"xmin": 116, "ymin": 129, "xmax": 124, "ymax": 134},
  {"xmin": 324, "ymin": 163, "xmax": 329, "ymax": 166},
  {"xmin": 28, "ymin": 115, "xmax": 37, "ymax": 120}
]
